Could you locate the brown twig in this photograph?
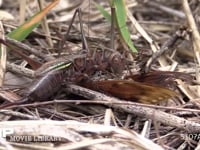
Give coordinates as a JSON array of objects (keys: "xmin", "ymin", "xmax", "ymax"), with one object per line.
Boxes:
[
  {"xmin": 4, "ymin": 37, "xmax": 55, "ymax": 61},
  {"xmin": 145, "ymin": 27, "xmax": 188, "ymax": 73},
  {"xmin": 66, "ymin": 84, "xmax": 200, "ymax": 133}
]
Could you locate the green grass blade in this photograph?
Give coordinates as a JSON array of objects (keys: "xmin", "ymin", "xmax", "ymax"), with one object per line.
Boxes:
[
  {"xmin": 7, "ymin": 0, "xmax": 59, "ymax": 41},
  {"xmin": 95, "ymin": 2, "xmax": 111, "ymax": 22},
  {"xmin": 0, "ymin": 0, "xmax": 59, "ymax": 66},
  {"xmin": 113, "ymin": 0, "xmax": 137, "ymax": 52},
  {"xmin": 95, "ymin": 0, "xmax": 137, "ymax": 52}
]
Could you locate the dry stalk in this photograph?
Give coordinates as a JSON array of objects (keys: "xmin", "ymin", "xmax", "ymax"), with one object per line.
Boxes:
[
  {"xmin": 127, "ymin": 8, "xmax": 168, "ymax": 67},
  {"xmin": 66, "ymin": 84, "xmax": 200, "ymax": 133},
  {"xmin": 182, "ymin": 0, "xmax": 200, "ymax": 82},
  {"xmin": 0, "ymin": 21, "xmax": 6, "ymax": 86}
]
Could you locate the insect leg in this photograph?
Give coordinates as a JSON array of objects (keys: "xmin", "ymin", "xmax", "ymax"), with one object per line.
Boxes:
[{"xmin": 60, "ymin": 8, "xmax": 89, "ymax": 52}]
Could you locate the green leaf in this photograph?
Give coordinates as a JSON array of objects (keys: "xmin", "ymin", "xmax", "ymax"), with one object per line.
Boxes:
[
  {"xmin": 7, "ymin": 0, "xmax": 59, "ymax": 41},
  {"xmin": 1, "ymin": 0, "xmax": 59, "ymax": 67},
  {"xmin": 95, "ymin": 0, "xmax": 137, "ymax": 52},
  {"xmin": 95, "ymin": 2, "xmax": 111, "ymax": 22},
  {"xmin": 113, "ymin": 0, "xmax": 137, "ymax": 52}
]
